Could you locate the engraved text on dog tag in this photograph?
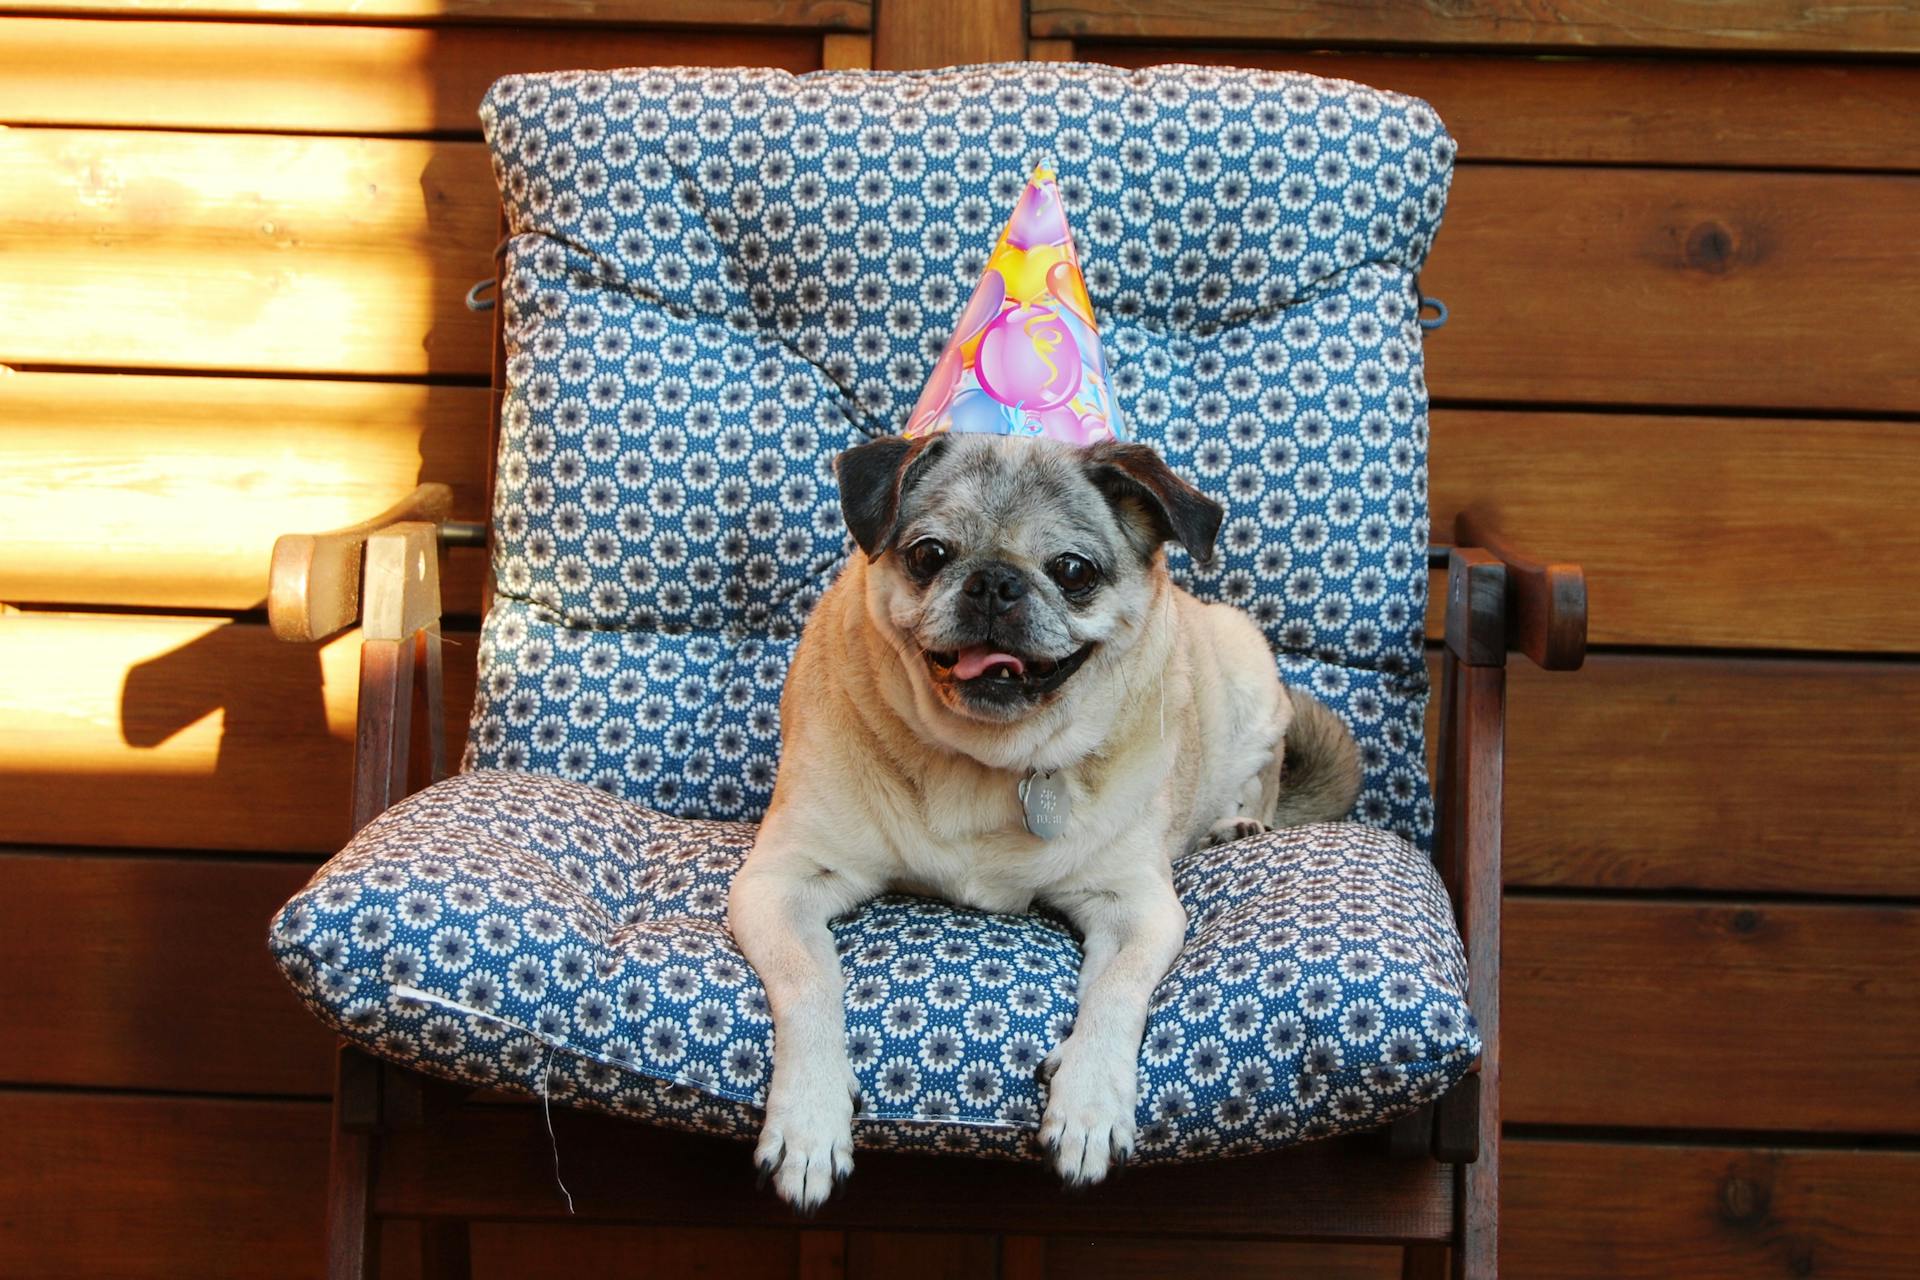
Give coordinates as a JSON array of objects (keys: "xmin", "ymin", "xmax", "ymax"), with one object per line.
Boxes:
[{"xmin": 1019, "ymin": 770, "xmax": 1072, "ymax": 840}]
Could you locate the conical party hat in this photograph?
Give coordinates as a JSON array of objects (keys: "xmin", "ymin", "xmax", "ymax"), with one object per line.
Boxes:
[{"xmin": 902, "ymin": 164, "xmax": 1126, "ymax": 445}]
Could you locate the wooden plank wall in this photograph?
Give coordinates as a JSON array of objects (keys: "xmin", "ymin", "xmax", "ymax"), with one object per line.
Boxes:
[{"xmin": 1, "ymin": 1, "xmax": 1914, "ymax": 1275}]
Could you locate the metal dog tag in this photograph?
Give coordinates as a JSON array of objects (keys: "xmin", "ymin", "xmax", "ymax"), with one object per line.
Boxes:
[{"xmin": 1019, "ymin": 770, "xmax": 1072, "ymax": 840}]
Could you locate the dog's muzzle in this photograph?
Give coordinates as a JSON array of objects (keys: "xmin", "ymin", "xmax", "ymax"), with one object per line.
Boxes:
[{"xmin": 924, "ymin": 641, "xmax": 1098, "ymax": 707}]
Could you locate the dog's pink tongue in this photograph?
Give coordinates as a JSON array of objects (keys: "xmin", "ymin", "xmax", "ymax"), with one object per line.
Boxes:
[{"xmin": 952, "ymin": 646, "xmax": 1025, "ymax": 681}]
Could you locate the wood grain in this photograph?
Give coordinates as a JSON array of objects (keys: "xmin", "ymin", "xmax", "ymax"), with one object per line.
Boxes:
[
  {"xmin": 1505, "ymin": 897, "xmax": 1920, "ymax": 1134},
  {"xmin": 1080, "ymin": 48, "xmax": 1920, "ymax": 172},
  {"xmin": 0, "ymin": 1080, "xmax": 797, "ymax": 1280},
  {"xmin": 1034, "ymin": 1137, "xmax": 1920, "ymax": 1280},
  {"xmin": 0, "ymin": 371, "xmax": 489, "ymax": 612},
  {"xmin": 0, "ymin": 611, "xmax": 475, "ymax": 854},
  {"xmin": 0, "ymin": 18, "xmax": 824, "ymax": 135},
  {"xmin": 12, "ymin": 132, "xmax": 1918, "ymax": 413},
  {"xmin": 0, "ymin": 852, "xmax": 335, "ymax": 1095},
  {"xmin": 873, "ymin": 0, "xmax": 1024, "ymax": 68},
  {"xmin": 1030, "ymin": 0, "xmax": 1920, "ymax": 55},
  {"xmin": 272, "ymin": 495, "xmax": 452, "ymax": 644},
  {"xmin": 376, "ymin": 1108, "xmax": 1455, "ymax": 1240},
  {"xmin": 4, "ymin": 1088, "xmax": 1906, "ymax": 1280},
  {"xmin": 26, "ymin": 23, "xmax": 1902, "ymax": 172},
  {"xmin": 13, "ymin": 382, "xmax": 1918, "ymax": 649},
  {"xmin": 1505, "ymin": 1139, "xmax": 1920, "ymax": 1279},
  {"xmin": 0, "ymin": 864, "xmax": 1906, "ymax": 1250},
  {"xmin": 1442, "ymin": 652, "xmax": 1504, "ymax": 1275},
  {"xmin": 1425, "ymin": 166, "xmax": 1920, "ymax": 413},
  {"xmin": 848, "ymin": 1233, "xmax": 1000, "ymax": 1279},
  {"xmin": 1500, "ymin": 655, "xmax": 1920, "ymax": 898},
  {"xmin": 0, "ymin": 1091, "xmax": 328, "ymax": 1279},
  {"xmin": 470, "ymin": 1223, "xmax": 799, "ymax": 1280},
  {"xmin": 17, "ymin": 0, "xmax": 869, "ymax": 25},
  {"xmin": 18, "ymin": 846, "xmax": 1912, "ymax": 1136},
  {"xmin": 1042, "ymin": 1238, "xmax": 1400, "ymax": 1279},
  {"xmin": 1454, "ymin": 508, "xmax": 1587, "ymax": 671},
  {"xmin": 6, "ymin": 610, "xmax": 1913, "ymax": 903},
  {"xmin": 821, "ymin": 32, "xmax": 873, "ymax": 70},
  {"xmin": 6, "ymin": 0, "xmax": 1914, "ymax": 1271},
  {"xmin": 0, "ymin": 128, "xmax": 497, "ymax": 377},
  {"xmin": 1429, "ymin": 410, "xmax": 1920, "ymax": 653}
]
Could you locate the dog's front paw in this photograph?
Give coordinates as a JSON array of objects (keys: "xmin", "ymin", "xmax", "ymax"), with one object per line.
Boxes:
[
  {"xmin": 1037, "ymin": 1038, "xmax": 1138, "ymax": 1186},
  {"xmin": 754, "ymin": 1066, "xmax": 858, "ymax": 1213},
  {"xmin": 1205, "ymin": 816, "xmax": 1270, "ymax": 847}
]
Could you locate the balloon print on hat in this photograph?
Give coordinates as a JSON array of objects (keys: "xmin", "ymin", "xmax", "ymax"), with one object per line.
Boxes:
[{"xmin": 901, "ymin": 164, "xmax": 1126, "ymax": 446}]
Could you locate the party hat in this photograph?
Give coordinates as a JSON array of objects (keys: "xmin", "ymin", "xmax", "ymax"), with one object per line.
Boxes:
[{"xmin": 901, "ymin": 164, "xmax": 1126, "ymax": 445}]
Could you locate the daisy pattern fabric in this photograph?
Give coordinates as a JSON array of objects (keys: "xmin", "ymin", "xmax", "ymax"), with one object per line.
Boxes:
[
  {"xmin": 271, "ymin": 771, "xmax": 1479, "ymax": 1161},
  {"xmin": 270, "ymin": 62, "xmax": 1477, "ymax": 1164},
  {"xmin": 466, "ymin": 62, "xmax": 1454, "ymax": 850}
]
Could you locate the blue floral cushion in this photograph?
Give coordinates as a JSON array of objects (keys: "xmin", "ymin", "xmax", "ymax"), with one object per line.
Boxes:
[
  {"xmin": 271, "ymin": 771, "xmax": 1478, "ymax": 1161},
  {"xmin": 467, "ymin": 62, "xmax": 1453, "ymax": 850},
  {"xmin": 267, "ymin": 63, "xmax": 1474, "ymax": 1165}
]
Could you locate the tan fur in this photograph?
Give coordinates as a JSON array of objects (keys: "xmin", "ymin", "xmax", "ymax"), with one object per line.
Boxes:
[
  {"xmin": 728, "ymin": 436, "xmax": 1362, "ymax": 1210},
  {"xmin": 771, "ymin": 557, "xmax": 1324, "ymax": 910}
]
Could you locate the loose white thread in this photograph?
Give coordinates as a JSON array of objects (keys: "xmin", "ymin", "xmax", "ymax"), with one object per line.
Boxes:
[{"xmin": 540, "ymin": 1044, "xmax": 576, "ymax": 1214}]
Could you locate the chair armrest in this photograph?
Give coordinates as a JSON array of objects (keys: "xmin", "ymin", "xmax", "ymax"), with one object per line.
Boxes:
[
  {"xmin": 268, "ymin": 484, "xmax": 454, "ymax": 642},
  {"xmin": 1428, "ymin": 511, "xmax": 1572, "ymax": 1214},
  {"xmin": 1453, "ymin": 510, "xmax": 1589, "ymax": 671},
  {"xmin": 1441, "ymin": 545, "xmax": 1508, "ymax": 668}
]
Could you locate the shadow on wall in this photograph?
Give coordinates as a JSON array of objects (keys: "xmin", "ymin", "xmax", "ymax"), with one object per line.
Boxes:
[
  {"xmin": 0, "ymin": 32, "xmax": 508, "ymax": 858},
  {"xmin": 121, "ymin": 603, "xmax": 332, "ymax": 752},
  {"xmin": 117, "ymin": 609, "xmax": 357, "ymax": 853},
  {"xmin": 89, "ymin": 42, "xmax": 506, "ymax": 855},
  {"xmin": 0, "ymin": 367, "xmax": 494, "ymax": 854}
]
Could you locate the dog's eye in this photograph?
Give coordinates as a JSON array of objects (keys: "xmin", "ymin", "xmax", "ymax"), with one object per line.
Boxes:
[
  {"xmin": 900, "ymin": 538, "xmax": 949, "ymax": 580},
  {"xmin": 1049, "ymin": 554, "xmax": 1099, "ymax": 595}
]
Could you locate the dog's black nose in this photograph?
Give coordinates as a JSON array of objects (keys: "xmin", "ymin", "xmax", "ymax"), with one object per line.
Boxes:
[{"xmin": 961, "ymin": 563, "xmax": 1027, "ymax": 613}]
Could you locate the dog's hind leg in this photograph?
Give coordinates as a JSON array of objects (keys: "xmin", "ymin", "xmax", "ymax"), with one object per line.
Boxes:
[
  {"xmin": 1200, "ymin": 692, "xmax": 1291, "ymax": 847},
  {"xmin": 728, "ymin": 839, "xmax": 875, "ymax": 1213},
  {"xmin": 1204, "ymin": 770, "xmax": 1275, "ymax": 846}
]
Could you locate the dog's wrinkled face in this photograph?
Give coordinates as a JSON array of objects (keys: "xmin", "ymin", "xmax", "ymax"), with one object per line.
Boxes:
[{"xmin": 837, "ymin": 434, "xmax": 1222, "ymax": 724}]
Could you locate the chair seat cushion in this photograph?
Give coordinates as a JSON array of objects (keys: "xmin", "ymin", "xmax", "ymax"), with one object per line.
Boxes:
[{"xmin": 270, "ymin": 770, "xmax": 1479, "ymax": 1163}]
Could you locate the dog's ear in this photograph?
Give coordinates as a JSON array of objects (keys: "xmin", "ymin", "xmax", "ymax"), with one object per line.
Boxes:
[
  {"xmin": 1084, "ymin": 441, "xmax": 1223, "ymax": 566},
  {"xmin": 835, "ymin": 434, "xmax": 949, "ymax": 559}
]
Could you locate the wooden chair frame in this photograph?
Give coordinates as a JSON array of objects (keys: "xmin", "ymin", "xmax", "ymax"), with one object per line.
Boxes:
[{"xmin": 267, "ymin": 274, "xmax": 1587, "ymax": 1280}]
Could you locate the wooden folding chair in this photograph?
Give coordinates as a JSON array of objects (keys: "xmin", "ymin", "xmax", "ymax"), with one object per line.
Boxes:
[
  {"xmin": 266, "ymin": 63, "xmax": 1588, "ymax": 1275},
  {"xmin": 268, "ymin": 385, "xmax": 1585, "ymax": 1279}
]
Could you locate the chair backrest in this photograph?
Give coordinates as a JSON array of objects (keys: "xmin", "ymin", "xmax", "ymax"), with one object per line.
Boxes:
[{"xmin": 468, "ymin": 63, "xmax": 1454, "ymax": 851}]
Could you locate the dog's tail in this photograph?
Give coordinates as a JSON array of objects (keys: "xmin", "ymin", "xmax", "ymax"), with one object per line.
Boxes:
[{"xmin": 1270, "ymin": 688, "xmax": 1364, "ymax": 828}]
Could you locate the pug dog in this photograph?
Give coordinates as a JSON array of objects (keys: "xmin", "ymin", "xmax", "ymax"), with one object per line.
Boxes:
[{"xmin": 727, "ymin": 432, "xmax": 1363, "ymax": 1210}]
